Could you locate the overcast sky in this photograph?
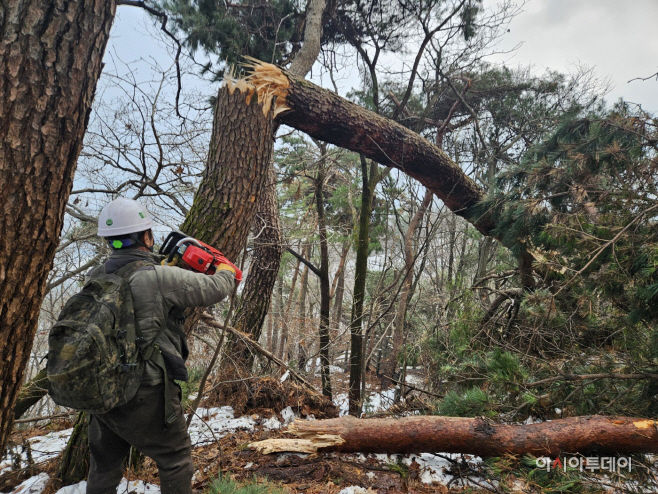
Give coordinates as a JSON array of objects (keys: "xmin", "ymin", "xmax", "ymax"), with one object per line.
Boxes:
[
  {"xmin": 484, "ymin": 0, "xmax": 658, "ymax": 112},
  {"xmin": 107, "ymin": 0, "xmax": 658, "ymax": 112}
]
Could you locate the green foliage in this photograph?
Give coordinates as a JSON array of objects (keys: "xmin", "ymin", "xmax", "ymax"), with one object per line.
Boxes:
[
  {"xmin": 436, "ymin": 387, "xmax": 492, "ymax": 417},
  {"xmin": 177, "ymin": 366, "xmax": 203, "ymax": 408},
  {"xmin": 207, "ymin": 475, "xmax": 287, "ymax": 494},
  {"xmin": 158, "ymin": 0, "xmax": 299, "ymax": 77},
  {"xmin": 486, "ymin": 348, "xmax": 528, "ymax": 384}
]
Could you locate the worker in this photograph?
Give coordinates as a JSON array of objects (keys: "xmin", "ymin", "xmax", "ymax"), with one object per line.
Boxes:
[{"xmin": 86, "ymin": 197, "xmax": 238, "ymax": 494}]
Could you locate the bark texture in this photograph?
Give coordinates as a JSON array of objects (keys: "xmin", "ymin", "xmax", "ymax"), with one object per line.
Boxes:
[
  {"xmin": 226, "ymin": 0, "xmax": 329, "ymax": 370},
  {"xmin": 251, "ymin": 415, "xmax": 658, "ymax": 457},
  {"xmin": 231, "ymin": 164, "xmax": 282, "ymax": 363},
  {"xmin": 55, "ymin": 412, "xmax": 89, "ymax": 486},
  {"xmin": 181, "ymin": 82, "xmax": 275, "ymax": 259},
  {"xmin": 0, "ymin": 0, "xmax": 117, "ymax": 452}
]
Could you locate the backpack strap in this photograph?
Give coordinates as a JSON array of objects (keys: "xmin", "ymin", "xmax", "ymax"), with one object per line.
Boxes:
[{"xmin": 115, "ymin": 260, "xmax": 178, "ymax": 428}]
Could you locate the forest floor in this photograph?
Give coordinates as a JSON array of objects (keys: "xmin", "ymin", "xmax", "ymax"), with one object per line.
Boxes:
[{"xmin": 2, "ymin": 367, "xmax": 646, "ymax": 493}]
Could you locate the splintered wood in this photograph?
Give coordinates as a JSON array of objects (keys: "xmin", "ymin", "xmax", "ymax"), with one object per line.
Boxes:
[
  {"xmin": 251, "ymin": 434, "xmax": 345, "ymax": 455},
  {"xmin": 249, "ymin": 414, "xmax": 658, "ymax": 457},
  {"xmin": 223, "ymin": 62, "xmax": 287, "ymax": 117},
  {"xmin": 241, "ymin": 58, "xmax": 290, "ymax": 117}
]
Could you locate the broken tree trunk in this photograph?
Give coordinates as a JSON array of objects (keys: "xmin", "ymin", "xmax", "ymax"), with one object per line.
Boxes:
[
  {"xmin": 245, "ymin": 61, "xmax": 492, "ymax": 235},
  {"xmin": 245, "ymin": 61, "xmax": 537, "ymax": 290},
  {"xmin": 250, "ymin": 415, "xmax": 658, "ymax": 457}
]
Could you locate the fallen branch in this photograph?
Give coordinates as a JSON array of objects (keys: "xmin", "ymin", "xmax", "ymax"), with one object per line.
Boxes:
[
  {"xmin": 250, "ymin": 415, "xmax": 658, "ymax": 457},
  {"xmin": 14, "ymin": 412, "xmax": 75, "ymax": 424},
  {"xmin": 199, "ymin": 313, "xmax": 320, "ymax": 395}
]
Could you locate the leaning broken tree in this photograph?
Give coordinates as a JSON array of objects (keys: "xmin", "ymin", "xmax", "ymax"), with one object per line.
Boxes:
[{"xmin": 244, "ymin": 61, "xmax": 536, "ymax": 289}]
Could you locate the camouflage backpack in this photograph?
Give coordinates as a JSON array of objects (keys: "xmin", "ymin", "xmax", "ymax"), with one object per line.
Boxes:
[{"xmin": 47, "ymin": 261, "xmax": 150, "ymax": 414}]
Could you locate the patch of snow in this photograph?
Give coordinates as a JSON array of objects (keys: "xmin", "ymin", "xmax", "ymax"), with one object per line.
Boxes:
[
  {"xmin": 2, "ymin": 428, "xmax": 73, "ymax": 473},
  {"xmin": 313, "ymin": 365, "xmax": 345, "ymax": 376},
  {"xmin": 555, "ymin": 407, "xmax": 562, "ymax": 414},
  {"xmin": 305, "ymin": 358, "xmax": 321, "ymax": 373},
  {"xmin": 187, "ymin": 407, "xmax": 256, "ymax": 447},
  {"xmin": 244, "ymin": 462, "xmax": 253, "ymax": 469},
  {"xmin": 337, "ymin": 486, "xmax": 375, "ymax": 494},
  {"xmin": 280, "ymin": 406, "xmax": 295, "ymax": 426},
  {"xmin": 262, "ymin": 416, "xmax": 282, "ymax": 429},
  {"xmin": 404, "ymin": 373, "xmax": 424, "ymax": 386},
  {"xmin": 9, "ymin": 477, "xmax": 159, "ymax": 494},
  {"xmin": 280, "ymin": 370, "xmax": 290, "ymax": 382},
  {"xmin": 187, "ymin": 393, "xmax": 197, "ymax": 401},
  {"xmin": 334, "ymin": 388, "xmax": 397, "ymax": 417},
  {"xmin": 55, "ymin": 478, "xmax": 160, "ymax": 494},
  {"xmin": 11, "ymin": 473, "xmax": 49, "ymax": 494},
  {"xmin": 362, "ymin": 388, "xmax": 395, "ymax": 415}
]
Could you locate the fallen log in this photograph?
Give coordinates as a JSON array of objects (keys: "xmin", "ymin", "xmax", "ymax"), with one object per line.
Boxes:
[
  {"xmin": 245, "ymin": 60, "xmax": 493, "ymax": 236},
  {"xmin": 250, "ymin": 415, "xmax": 658, "ymax": 457}
]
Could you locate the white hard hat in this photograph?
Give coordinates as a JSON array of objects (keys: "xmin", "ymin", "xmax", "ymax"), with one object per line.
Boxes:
[{"xmin": 97, "ymin": 197, "xmax": 154, "ymax": 237}]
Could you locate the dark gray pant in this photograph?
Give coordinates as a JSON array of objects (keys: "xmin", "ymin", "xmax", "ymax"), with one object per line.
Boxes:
[{"xmin": 87, "ymin": 381, "xmax": 194, "ymax": 494}]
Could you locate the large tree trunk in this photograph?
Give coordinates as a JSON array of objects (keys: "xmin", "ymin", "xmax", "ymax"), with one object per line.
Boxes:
[
  {"xmin": 250, "ymin": 415, "xmax": 658, "ymax": 457},
  {"xmin": 381, "ymin": 190, "xmax": 432, "ymax": 389},
  {"xmin": 222, "ymin": 0, "xmax": 331, "ymax": 371},
  {"xmin": 181, "ymin": 80, "xmax": 276, "ymax": 336},
  {"xmin": 0, "ymin": 0, "xmax": 117, "ymax": 452},
  {"xmin": 246, "ymin": 62, "xmax": 491, "ymax": 235},
  {"xmin": 181, "ymin": 83, "xmax": 275, "ymax": 259},
  {"xmin": 230, "ymin": 164, "xmax": 283, "ymax": 365}
]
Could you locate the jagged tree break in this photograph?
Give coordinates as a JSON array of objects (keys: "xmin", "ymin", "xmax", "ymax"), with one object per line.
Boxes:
[{"xmin": 0, "ymin": 0, "xmax": 118, "ymax": 453}]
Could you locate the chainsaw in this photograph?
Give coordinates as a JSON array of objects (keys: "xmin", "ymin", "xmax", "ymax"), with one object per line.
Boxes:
[{"xmin": 159, "ymin": 231, "xmax": 242, "ymax": 281}]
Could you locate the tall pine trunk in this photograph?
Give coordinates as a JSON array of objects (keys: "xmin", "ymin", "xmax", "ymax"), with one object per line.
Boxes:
[
  {"xmin": 0, "ymin": 0, "xmax": 117, "ymax": 452},
  {"xmin": 348, "ymin": 157, "xmax": 377, "ymax": 416},
  {"xmin": 315, "ymin": 155, "xmax": 332, "ymax": 399}
]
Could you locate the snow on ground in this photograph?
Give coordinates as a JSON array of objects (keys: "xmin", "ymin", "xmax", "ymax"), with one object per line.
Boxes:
[
  {"xmin": 1, "ymin": 428, "xmax": 73, "ymax": 474},
  {"xmin": 341, "ymin": 453, "xmax": 487, "ymax": 489},
  {"xmin": 1, "ymin": 406, "xmax": 294, "ymax": 478},
  {"xmin": 10, "ymin": 473, "xmax": 49, "ymax": 494},
  {"xmin": 5, "ymin": 371, "xmax": 451, "ymax": 493},
  {"xmin": 8, "ymin": 476, "xmax": 160, "ymax": 494}
]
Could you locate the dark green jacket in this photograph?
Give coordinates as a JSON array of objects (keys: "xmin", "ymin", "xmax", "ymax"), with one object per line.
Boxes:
[{"xmin": 87, "ymin": 249, "xmax": 234, "ymax": 384}]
